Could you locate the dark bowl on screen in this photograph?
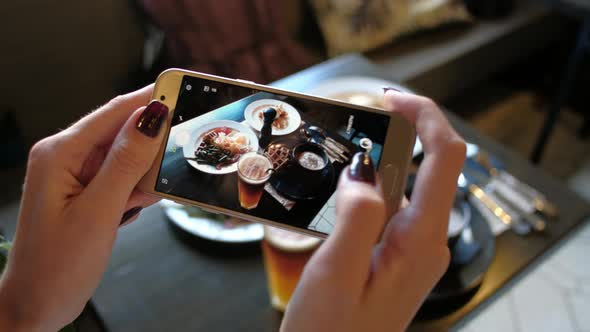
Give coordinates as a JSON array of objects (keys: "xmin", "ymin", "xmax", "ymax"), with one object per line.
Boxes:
[{"xmin": 289, "ymin": 143, "xmax": 331, "ymax": 183}]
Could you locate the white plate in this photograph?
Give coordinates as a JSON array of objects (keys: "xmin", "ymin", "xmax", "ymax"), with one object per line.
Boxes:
[
  {"xmin": 183, "ymin": 120, "xmax": 259, "ymax": 175},
  {"xmin": 309, "ymin": 76, "xmax": 412, "ymax": 100},
  {"xmin": 308, "ymin": 76, "xmax": 422, "ymax": 157},
  {"xmin": 244, "ymin": 99, "xmax": 301, "ymax": 135},
  {"xmin": 161, "ymin": 200, "xmax": 264, "ymax": 244}
]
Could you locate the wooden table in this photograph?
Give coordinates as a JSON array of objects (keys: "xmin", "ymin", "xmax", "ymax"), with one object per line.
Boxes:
[{"xmin": 92, "ymin": 54, "xmax": 590, "ymax": 332}]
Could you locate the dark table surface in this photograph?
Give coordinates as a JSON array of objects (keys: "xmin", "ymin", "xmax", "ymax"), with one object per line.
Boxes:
[
  {"xmin": 92, "ymin": 54, "xmax": 590, "ymax": 332},
  {"xmin": 545, "ymin": 0, "xmax": 590, "ymax": 15}
]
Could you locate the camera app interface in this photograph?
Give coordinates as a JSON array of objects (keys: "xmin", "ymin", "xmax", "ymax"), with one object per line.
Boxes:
[{"xmin": 156, "ymin": 76, "xmax": 390, "ymax": 235}]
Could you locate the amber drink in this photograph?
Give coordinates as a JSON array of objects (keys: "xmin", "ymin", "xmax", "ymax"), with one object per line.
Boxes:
[
  {"xmin": 237, "ymin": 152, "xmax": 272, "ymax": 210},
  {"xmin": 261, "ymin": 226, "xmax": 322, "ymax": 311}
]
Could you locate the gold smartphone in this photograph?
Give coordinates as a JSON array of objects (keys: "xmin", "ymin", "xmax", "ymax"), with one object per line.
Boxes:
[{"xmin": 138, "ymin": 69, "xmax": 416, "ymax": 238}]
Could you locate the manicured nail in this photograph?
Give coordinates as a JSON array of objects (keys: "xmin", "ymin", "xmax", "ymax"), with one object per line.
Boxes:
[
  {"xmin": 120, "ymin": 206, "xmax": 143, "ymax": 226},
  {"xmin": 349, "ymin": 152, "xmax": 376, "ymax": 184},
  {"xmin": 136, "ymin": 100, "xmax": 168, "ymax": 137},
  {"xmin": 383, "ymin": 87, "xmax": 403, "ymax": 93}
]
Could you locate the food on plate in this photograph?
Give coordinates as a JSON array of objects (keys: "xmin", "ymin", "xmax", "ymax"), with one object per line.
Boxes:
[
  {"xmin": 255, "ymin": 104, "xmax": 289, "ymax": 130},
  {"xmin": 182, "ymin": 205, "xmax": 225, "ymax": 222},
  {"xmin": 194, "ymin": 127, "xmax": 251, "ymax": 169},
  {"xmin": 266, "ymin": 144, "xmax": 290, "ymax": 171},
  {"xmin": 296, "ymin": 151, "xmax": 326, "ymax": 171},
  {"xmin": 332, "ymin": 92, "xmax": 382, "ymax": 108},
  {"xmin": 181, "ymin": 205, "xmax": 250, "ymax": 229}
]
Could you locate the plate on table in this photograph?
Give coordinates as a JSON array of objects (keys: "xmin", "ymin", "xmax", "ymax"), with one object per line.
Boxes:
[
  {"xmin": 244, "ymin": 99, "xmax": 301, "ymax": 135},
  {"xmin": 183, "ymin": 120, "xmax": 258, "ymax": 175},
  {"xmin": 416, "ymin": 201, "xmax": 495, "ymax": 320},
  {"xmin": 309, "ymin": 76, "xmax": 412, "ymax": 108},
  {"xmin": 161, "ymin": 200, "xmax": 264, "ymax": 244}
]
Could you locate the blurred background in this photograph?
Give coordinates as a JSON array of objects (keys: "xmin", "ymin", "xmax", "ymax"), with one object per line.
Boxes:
[
  {"xmin": 0, "ymin": 0, "xmax": 589, "ymax": 331},
  {"xmin": 0, "ymin": 0, "xmax": 588, "ymax": 199}
]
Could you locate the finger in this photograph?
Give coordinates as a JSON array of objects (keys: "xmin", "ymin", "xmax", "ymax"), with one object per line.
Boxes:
[
  {"xmin": 384, "ymin": 90, "xmax": 465, "ymax": 239},
  {"xmin": 118, "ymin": 191, "xmax": 161, "ymax": 227},
  {"xmin": 66, "ymin": 85, "xmax": 154, "ymax": 146},
  {"xmin": 79, "ymin": 100, "xmax": 169, "ymax": 226},
  {"xmin": 313, "ymin": 167, "xmax": 386, "ymax": 288},
  {"xmin": 122, "ymin": 189, "xmax": 161, "ymax": 212}
]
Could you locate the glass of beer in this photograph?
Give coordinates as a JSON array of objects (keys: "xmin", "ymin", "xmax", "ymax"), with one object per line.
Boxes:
[
  {"xmin": 261, "ymin": 226, "xmax": 322, "ymax": 312},
  {"xmin": 237, "ymin": 152, "xmax": 273, "ymax": 210}
]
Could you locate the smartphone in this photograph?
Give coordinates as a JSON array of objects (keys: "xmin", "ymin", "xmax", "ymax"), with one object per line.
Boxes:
[{"xmin": 138, "ymin": 69, "xmax": 416, "ymax": 238}]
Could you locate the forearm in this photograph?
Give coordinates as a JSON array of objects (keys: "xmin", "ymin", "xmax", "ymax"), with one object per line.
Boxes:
[{"xmin": 0, "ymin": 277, "xmax": 44, "ymax": 332}]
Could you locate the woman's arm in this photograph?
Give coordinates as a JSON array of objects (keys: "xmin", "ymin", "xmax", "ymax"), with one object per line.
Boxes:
[
  {"xmin": 281, "ymin": 90, "xmax": 466, "ymax": 332},
  {"xmin": 0, "ymin": 85, "xmax": 168, "ymax": 331}
]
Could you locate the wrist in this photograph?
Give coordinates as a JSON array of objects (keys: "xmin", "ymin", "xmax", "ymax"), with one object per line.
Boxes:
[{"xmin": 0, "ymin": 278, "xmax": 43, "ymax": 332}]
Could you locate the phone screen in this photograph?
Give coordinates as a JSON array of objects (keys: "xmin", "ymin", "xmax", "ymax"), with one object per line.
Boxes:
[{"xmin": 155, "ymin": 75, "xmax": 390, "ymax": 235}]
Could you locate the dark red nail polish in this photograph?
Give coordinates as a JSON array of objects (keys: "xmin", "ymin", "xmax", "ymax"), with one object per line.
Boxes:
[
  {"xmin": 383, "ymin": 87, "xmax": 402, "ymax": 93},
  {"xmin": 349, "ymin": 152, "xmax": 376, "ymax": 183},
  {"xmin": 136, "ymin": 100, "xmax": 168, "ymax": 137},
  {"xmin": 120, "ymin": 206, "xmax": 142, "ymax": 225}
]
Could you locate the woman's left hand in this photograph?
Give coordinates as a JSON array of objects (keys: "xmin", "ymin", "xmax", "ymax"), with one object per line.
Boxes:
[{"xmin": 0, "ymin": 85, "xmax": 169, "ymax": 331}]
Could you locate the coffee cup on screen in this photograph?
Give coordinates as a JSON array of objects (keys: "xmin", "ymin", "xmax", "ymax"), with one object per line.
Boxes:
[{"xmin": 290, "ymin": 143, "xmax": 330, "ymax": 178}]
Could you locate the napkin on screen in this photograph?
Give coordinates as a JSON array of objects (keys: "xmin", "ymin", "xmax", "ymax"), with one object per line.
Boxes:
[{"xmin": 265, "ymin": 183, "xmax": 295, "ymax": 211}]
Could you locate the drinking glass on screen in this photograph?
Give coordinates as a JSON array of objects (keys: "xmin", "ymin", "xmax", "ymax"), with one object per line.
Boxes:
[{"xmin": 237, "ymin": 152, "xmax": 273, "ymax": 210}]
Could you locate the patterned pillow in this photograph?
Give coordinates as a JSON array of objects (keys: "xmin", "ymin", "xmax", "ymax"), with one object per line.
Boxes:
[{"xmin": 310, "ymin": 0, "xmax": 473, "ymax": 56}]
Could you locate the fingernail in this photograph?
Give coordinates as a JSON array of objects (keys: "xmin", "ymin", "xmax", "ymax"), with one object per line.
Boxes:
[
  {"xmin": 349, "ymin": 152, "xmax": 376, "ymax": 184},
  {"xmin": 383, "ymin": 87, "xmax": 403, "ymax": 93},
  {"xmin": 120, "ymin": 206, "xmax": 143, "ymax": 226},
  {"xmin": 136, "ymin": 100, "xmax": 168, "ymax": 137}
]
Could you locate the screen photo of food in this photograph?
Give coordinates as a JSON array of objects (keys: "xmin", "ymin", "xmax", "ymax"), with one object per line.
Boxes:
[{"xmin": 156, "ymin": 76, "xmax": 390, "ymax": 235}]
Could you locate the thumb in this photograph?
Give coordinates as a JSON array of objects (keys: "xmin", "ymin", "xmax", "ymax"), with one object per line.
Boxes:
[
  {"xmin": 313, "ymin": 152, "xmax": 386, "ymax": 288},
  {"xmin": 82, "ymin": 100, "xmax": 169, "ymax": 220}
]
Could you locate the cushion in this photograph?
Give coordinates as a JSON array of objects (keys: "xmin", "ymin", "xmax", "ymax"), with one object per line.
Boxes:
[{"xmin": 310, "ymin": 0, "xmax": 473, "ymax": 56}]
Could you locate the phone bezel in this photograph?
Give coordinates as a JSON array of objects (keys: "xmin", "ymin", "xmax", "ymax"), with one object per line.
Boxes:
[{"xmin": 138, "ymin": 69, "xmax": 416, "ymax": 238}]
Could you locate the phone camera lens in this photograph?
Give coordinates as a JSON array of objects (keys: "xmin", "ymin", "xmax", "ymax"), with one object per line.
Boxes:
[{"xmin": 160, "ymin": 95, "xmax": 166, "ymax": 101}]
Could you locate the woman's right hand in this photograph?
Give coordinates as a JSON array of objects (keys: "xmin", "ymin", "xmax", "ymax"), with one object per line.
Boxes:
[{"xmin": 281, "ymin": 90, "xmax": 466, "ymax": 332}]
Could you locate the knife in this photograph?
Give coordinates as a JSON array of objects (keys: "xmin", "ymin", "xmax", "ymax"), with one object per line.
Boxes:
[
  {"xmin": 489, "ymin": 186, "xmax": 547, "ymax": 232},
  {"xmin": 474, "ymin": 151, "xmax": 558, "ymax": 218},
  {"xmin": 468, "ymin": 183, "xmax": 531, "ymax": 236},
  {"xmin": 326, "ymin": 137, "xmax": 351, "ymax": 155},
  {"xmin": 458, "ymin": 173, "xmax": 530, "ymax": 235}
]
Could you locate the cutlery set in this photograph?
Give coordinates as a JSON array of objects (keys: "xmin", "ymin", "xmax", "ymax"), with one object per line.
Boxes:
[
  {"xmin": 459, "ymin": 144, "xmax": 557, "ymax": 235},
  {"xmin": 300, "ymin": 126, "xmax": 351, "ymax": 163}
]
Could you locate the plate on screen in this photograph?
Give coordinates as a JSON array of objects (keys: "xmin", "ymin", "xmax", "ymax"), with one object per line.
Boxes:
[
  {"xmin": 183, "ymin": 120, "xmax": 258, "ymax": 175},
  {"xmin": 244, "ymin": 99, "xmax": 301, "ymax": 136}
]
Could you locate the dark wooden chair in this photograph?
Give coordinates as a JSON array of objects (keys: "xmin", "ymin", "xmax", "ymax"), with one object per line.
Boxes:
[{"xmin": 531, "ymin": 0, "xmax": 590, "ymax": 163}]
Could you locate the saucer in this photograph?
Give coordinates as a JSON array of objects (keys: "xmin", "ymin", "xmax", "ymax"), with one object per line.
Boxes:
[
  {"xmin": 416, "ymin": 207, "xmax": 495, "ymax": 320},
  {"xmin": 270, "ymin": 162, "xmax": 336, "ymax": 201},
  {"xmin": 265, "ymin": 138, "xmax": 337, "ymax": 201}
]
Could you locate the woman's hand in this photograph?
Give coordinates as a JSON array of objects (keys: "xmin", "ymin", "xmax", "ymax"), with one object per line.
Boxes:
[
  {"xmin": 281, "ymin": 90, "xmax": 466, "ymax": 332},
  {"xmin": 0, "ymin": 85, "xmax": 169, "ymax": 331}
]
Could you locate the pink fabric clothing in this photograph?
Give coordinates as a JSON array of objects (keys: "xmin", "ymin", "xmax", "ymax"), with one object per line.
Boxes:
[{"xmin": 140, "ymin": 0, "xmax": 315, "ymax": 83}]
